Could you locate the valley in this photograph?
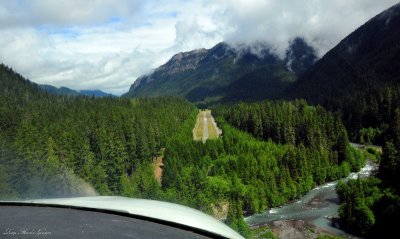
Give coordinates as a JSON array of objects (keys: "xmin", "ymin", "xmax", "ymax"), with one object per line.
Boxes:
[{"xmin": 1, "ymin": 2, "xmax": 400, "ymax": 239}]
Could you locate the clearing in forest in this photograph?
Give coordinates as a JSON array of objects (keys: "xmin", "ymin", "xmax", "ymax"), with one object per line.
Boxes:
[
  {"xmin": 193, "ymin": 110, "xmax": 222, "ymax": 142},
  {"xmin": 153, "ymin": 148, "xmax": 165, "ymax": 185},
  {"xmin": 153, "ymin": 156, "xmax": 163, "ymax": 185}
]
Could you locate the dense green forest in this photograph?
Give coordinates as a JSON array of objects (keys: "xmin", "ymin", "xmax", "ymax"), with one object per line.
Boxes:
[
  {"xmin": 161, "ymin": 100, "xmax": 365, "ymax": 237},
  {"xmin": 0, "ymin": 64, "xmax": 196, "ymax": 199},
  {"xmin": 336, "ymin": 108, "xmax": 400, "ymax": 238},
  {"xmin": 1, "ymin": 3, "xmax": 399, "ymax": 239},
  {"xmin": 0, "ymin": 64, "xmax": 367, "ymax": 238}
]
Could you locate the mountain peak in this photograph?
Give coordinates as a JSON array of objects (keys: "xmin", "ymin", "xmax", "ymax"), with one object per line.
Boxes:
[
  {"xmin": 124, "ymin": 39, "xmax": 317, "ymax": 104},
  {"xmin": 130, "ymin": 48, "xmax": 209, "ymax": 91},
  {"xmin": 169, "ymin": 48, "xmax": 208, "ymax": 62},
  {"xmin": 285, "ymin": 37, "xmax": 318, "ymax": 76},
  {"xmin": 163, "ymin": 48, "xmax": 208, "ymax": 71},
  {"xmin": 201, "ymin": 42, "xmax": 236, "ymax": 62}
]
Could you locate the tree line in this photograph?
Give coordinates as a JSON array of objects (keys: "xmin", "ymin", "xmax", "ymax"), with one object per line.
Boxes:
[{"xmin": 0, "ymin": 64, "xmax": 196, "ymax": 199}]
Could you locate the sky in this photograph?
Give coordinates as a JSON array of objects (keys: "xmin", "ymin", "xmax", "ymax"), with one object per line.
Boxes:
[{"xmin": 0, "ymin": 0, "xmax": 398, "ymax": 95}]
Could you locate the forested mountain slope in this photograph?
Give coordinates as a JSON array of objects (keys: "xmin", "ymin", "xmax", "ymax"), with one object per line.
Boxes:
[
  {"xmin": 0, "ymin": 63, "xmax": 196, "ymax": 199},
  {"xmin": 286, "ymin": 3, "xmax": 400, "ymax": 143},
  {"xmin": 39, "ymin": 84, "xmax": 81, "ymax": 96},
  {"xmin": 124, "ymin": 38, "xmax": 316, "ymax": 105},
  {"xmin": 0, "ymin": 62, "xmax": 367, "ymax": 238},
  {"xmin": 80, "ymin": 90, "xmax": 113, "ymax": 97},
  {"xmin": 40, "ymin": 84, "xmax": 113, "ymax": 97}
]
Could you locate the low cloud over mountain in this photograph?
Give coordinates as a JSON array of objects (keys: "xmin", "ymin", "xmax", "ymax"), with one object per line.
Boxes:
[{"xmin": 0, "ymin": 0, "xmax": 398, "ymax": 94}]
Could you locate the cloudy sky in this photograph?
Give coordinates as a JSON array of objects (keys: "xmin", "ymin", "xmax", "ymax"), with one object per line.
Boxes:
[{"xmin": 0, "ymin": 0, "xmax": 398, "ymax": 95}]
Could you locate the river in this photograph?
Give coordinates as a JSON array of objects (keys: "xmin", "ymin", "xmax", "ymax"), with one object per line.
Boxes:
[{"xmin": 245, "ymin": 160, "xmax": 376, "ymax": 236}]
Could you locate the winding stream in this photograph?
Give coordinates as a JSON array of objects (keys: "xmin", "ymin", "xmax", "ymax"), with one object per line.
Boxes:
[{"xmin": 245, "ymin": 160, "xmax": 376, "ymax": 236}]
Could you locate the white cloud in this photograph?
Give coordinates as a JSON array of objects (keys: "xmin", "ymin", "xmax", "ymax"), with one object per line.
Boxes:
[
  {"xmin": 0, "ymin": 0, "xmax": 398, "ymax": 95},
  {"xmin": 0, "ymin": 0, "xmax": 143, "ymax": 28},
  {"xmin": 209, "ymin": 0, "xmax": 400, "ymax": 57}
]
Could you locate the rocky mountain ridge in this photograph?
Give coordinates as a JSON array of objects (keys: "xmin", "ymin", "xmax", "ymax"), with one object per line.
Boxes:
[{"xmin": 124, "ymin": 38, "xmax": 317, "ymax": 105}]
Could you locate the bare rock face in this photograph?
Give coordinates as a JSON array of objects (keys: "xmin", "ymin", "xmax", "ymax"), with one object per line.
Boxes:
[
  {"xmin": 130, "ymin": 48, "xmax": 208, "ymax": 90},
  {"xmin": 129, "ymin": 42, "xmax": 238, "ymax": 92},
  {"xmin": 166, "ymin": 49, "xmax": 209, "ymax": 73}
]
